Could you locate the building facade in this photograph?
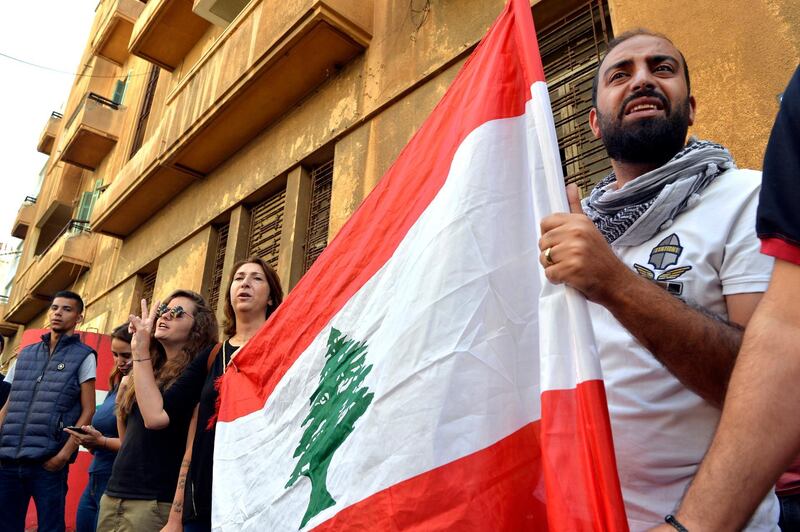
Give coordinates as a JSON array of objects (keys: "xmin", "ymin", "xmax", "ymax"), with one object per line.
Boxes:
[{"xmin": 2, "ymin": 0, "xmax": 798, "ymax": 364}]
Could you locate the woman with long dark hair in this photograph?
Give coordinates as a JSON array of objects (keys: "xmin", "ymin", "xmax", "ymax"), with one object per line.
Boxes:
[
  {"xmin": 97, "ymin": 290, "xmax": 218, "ymax": 531},
  {"xmin": 69, "ymin": 323, "xmax": 133, "ymax": 532},
  {"xmin": 135, "ymin": 258, "xmax": 283, "ymax": 532}
]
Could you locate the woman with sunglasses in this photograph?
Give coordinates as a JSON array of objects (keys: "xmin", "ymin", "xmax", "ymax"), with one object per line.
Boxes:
[
  {"xmin": 97, "ymin": 290, "xmax": 218, "ymax": 531},
  {"xmin": 133, "ymin": 258, "xmax": 282, "ymax": 532},
  {"xmin": 68, "ymin": 323, "xmax": 133, "ymax": 532}
]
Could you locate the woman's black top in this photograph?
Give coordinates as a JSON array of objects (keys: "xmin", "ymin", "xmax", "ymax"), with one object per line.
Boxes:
[
  {"xmin": 104, "ymin": 370, "xmax": 199, "ymax": 502},
  {"xmin": 179, "ymin": 340, "xmax": 238, "ymax": 524}
]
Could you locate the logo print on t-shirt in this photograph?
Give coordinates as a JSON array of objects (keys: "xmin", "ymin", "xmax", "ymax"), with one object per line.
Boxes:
[{"xmin": 633, "ymin": 233, "xmax": 692, "ymax": 295}]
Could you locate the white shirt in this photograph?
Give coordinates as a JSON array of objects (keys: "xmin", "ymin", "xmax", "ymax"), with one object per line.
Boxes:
[
  {"xmin": 588, "ymin": 169, "xmax": 779, "ymax": 531},
  {"xmin": 5, "ymin": 352, "xmax": 96, "ymax": 385}
]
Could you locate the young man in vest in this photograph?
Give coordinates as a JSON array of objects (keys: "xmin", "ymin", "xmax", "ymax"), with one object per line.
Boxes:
[
  {"xmin": 0, "ymin": 290, "xmax": 96, "ymax": 532},
  {"xmin": 538, "ymin": 30, "xmax": 778, "ymax": 529}
]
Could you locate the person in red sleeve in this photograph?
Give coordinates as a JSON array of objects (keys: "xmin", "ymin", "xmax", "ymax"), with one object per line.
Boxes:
[{"xmin": 651, "ymin": 65, "xmax": 800, "ymax": 532}]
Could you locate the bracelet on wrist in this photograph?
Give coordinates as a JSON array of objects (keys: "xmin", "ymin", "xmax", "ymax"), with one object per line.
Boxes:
[
  {"xmin": 665, "ymin": 514, "xmax": 689, "ymax": 532},
  {"xmin": 133, "ymin": 357, "xmax": 151, "ymax": 362}
]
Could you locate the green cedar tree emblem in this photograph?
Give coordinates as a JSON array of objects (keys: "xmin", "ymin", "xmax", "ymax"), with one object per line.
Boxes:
[{"xmin": 285, "ymin": 327, "xmax": 375, "ymax": 528}]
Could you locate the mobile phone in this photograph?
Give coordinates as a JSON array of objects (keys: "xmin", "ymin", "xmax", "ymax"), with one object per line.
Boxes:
[{"xmin": 65, "ymin": 426, "xmax": 87, "ymax": 434}]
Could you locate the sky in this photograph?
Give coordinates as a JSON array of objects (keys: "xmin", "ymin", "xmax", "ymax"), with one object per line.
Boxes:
[{"xmin": 0, "ymin": 1, "xmax": 97, "ymax": 247}]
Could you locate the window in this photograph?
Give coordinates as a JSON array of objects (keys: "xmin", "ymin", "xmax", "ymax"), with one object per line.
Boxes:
[
  {"xmin": 130, "ymin": 66, "xmax": 160, "ymax": 158},
  {"xmin": 247, "ymin": 188, "xmax": 286, "ymax": 269},
  {"xmin": 140, "ymin": 270, "xmax": 157, "ymax": 305},
  {"xmin": 208, "ymin": 223, "xmax": 229, "ymax": 312},
  {"xmin": 75, "ymin": 179, "xmax": 103, "ymax": 225},
  {"xmin": 538, "ymin": 0, "xmax": 613, "ymax": 195},
  {"xmin": 303, "ymin": 160, "xmax": 333, "ymax": 273},
  {"xmin": 111, "ymin": 71, "xmax": 131, "ymax": 106}
]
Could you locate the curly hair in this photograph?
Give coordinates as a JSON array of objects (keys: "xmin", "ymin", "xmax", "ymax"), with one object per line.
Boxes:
[
  {"xmin": 119, "ymin": 290, "xmax": 219, "ymax": 419},
  {"xmin": 222, "ymin": 257, "xmax": 283, "ymax": 338}
]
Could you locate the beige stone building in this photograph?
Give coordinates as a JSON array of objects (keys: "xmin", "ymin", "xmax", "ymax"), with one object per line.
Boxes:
[{"xmin": 1, "ymin": 0, "xmax": 798, "ymax": 364}]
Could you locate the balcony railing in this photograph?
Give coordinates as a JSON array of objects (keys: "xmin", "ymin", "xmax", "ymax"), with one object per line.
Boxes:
[
  {"xmin": 0, "ymin": 295, "xmax": 8, "ymax": 304},
  {"xmin": 27, "ymin": 220, "xmax": 97, "ymax": 304},
  {"xmin": 92, "ymin": 0, "xmax": 146, "ymax": 65},
  {"xmin": 64, "ymin": 93, "xmax": 120, "ymax": 131},
  {"xmin": 58, "ymin": 92, "xmax": 124, "ymax": 171},
  {"xmin": 37, "ymin": 220, "xmax": 91, "ymax": 259},
  {"xmin": 37, "ymin": 111, "xmax": 63, "ymax": 155},
  {"xmin": 129, "ymin": 0, "xmax": 210, "ymax": 71},
  {"xmin": 11, "ymin": 197, "xmax": 38, "ymax": 240}
]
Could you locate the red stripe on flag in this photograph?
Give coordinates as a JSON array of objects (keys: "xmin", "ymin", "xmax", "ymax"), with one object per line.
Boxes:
[
  {"xmin": 541, "ymin": 381, "xmax": 628, "ymax": 531},
  {"xmin": 219, "ymin": 0, "xmax": 547, "ymax": 422},
  {"xmin": 312, "ymin": 421, "xmax": 548, "ymax": 531},
  {"xmin": 310, "ymin": 382, "xmax": 625, "ymax": 531}
]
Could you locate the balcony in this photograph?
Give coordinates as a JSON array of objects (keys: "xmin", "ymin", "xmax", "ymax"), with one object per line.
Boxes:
[
  {"xmin": 58, "ymin": 93, "xmax": 125, "ymax": 171},
  {"xmin": 91, "ymin": 0, "xmax": 372, "ymax": 237},
  {"xmin": 3, "ymin": 266, "xmax": 47, "ymax": 325},
  {"xmin": 129, "ymin": 0, "xmax": 210, "ymax": 71},
  {"xmin": 29, "ymin": 222, "xmax": 97, "ymax": 299},
  {"xmin": 90, "ymin": 125, "xmax": 197, "ymax": 236},
  {"xmin": 0, "ymin": 299, "xmax": 19, "ymax": 336},
  {"xmin": 35, "ymin": 164, "xmax": 83, "ymax": 231},
  {"xmin": 11, "ymin": 197, "xmax": 37, "ymax": 240},
  {"xmin": 92, "ymin": 0, "xmax": 146, "ymax": 65},
  {"xmin": 164, "ymin": 0, "xmax": 373, "ymax": 174},
  {"xmin": 36, "ymin": 112, "xmax": 63, "ymax": 155}
]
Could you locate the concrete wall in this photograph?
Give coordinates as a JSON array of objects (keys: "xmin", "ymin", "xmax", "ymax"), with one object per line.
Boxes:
[
  {"xmin": 608, "ymin": 0, "xmax": 800, "ymax": 169},
  {"xmin": 152, "ymin": 227, "xmax": 215, "ymax": 302}
]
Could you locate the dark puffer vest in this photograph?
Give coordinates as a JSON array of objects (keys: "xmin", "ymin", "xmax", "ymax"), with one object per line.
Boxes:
[{"xmin": 0, "ymin": 333, "xmax": 94, "ymax": 462}]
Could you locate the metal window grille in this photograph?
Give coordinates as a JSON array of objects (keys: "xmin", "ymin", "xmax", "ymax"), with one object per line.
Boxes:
[
  {"xmin": 248, "ymin": 189, "xmax": 286, "ymax": 269},
  {"xmin": 141, "ymin": 270, "xmax": 157, "ymax": 305},
  {"xmin": 208, "ymin": 223, "xmax": 229, "ymax": 312},
  {"xmin": 538, "ymin": 0, "xmax": 613, "ymax": 195},
  {"xmin": 303, "ymin": 160, "xmax": 334, "ymax": 273},
  {"xmin": 130, "ymin": 66, "xmax": 160, "ymax": 159}
]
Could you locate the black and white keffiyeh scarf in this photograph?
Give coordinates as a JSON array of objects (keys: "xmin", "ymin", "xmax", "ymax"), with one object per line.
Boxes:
[{"xmin": 583, "ymin": 138, "xmax": 736, "ymax": 246}]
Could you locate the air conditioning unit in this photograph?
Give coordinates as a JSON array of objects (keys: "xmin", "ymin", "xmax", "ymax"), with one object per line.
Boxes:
[{"xmin": 192, "ymin": 0, "xmax": 250, "ymax": 27}]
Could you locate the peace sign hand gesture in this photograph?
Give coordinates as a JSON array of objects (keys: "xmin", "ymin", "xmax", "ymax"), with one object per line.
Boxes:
[{"xmin": 128, "ymin": 299, "xmax": 159, "ymax": 356}]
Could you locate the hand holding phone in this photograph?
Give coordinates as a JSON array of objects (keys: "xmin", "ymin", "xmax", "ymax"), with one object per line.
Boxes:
[{"xmin": 65, "ymin": 426, "xmax": 88, "ymax": 435}]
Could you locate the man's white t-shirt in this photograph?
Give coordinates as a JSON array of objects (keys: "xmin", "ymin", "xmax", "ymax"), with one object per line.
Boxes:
[
  {"xmin": 588, "ymin": 169, "xmax": 779, "ymax": 531},
  {"xmin": 5, "ymin": 352, "xmax": 96, "ymax": 385}
]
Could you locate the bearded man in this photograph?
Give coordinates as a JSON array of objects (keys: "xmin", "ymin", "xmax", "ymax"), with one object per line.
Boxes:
[{"xmin": 538, "ymin": 30, "xmax": 778, "ymax": 530}]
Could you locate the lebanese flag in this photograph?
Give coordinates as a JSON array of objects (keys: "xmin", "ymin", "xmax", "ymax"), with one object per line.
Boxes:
[{"xmin": 213, "ymin": 0, "xmax": 627, "ymax": 529}]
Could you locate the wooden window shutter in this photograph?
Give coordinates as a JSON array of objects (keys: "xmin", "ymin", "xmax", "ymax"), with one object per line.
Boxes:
[
  {"xmin": 247, "ymin": 188, "xmax": 286, "ymax": 269},
  {"xmin": 76, "ymin": 191, "xmax": 94, "ymax": 222},
  {"xmin": 208, "ymin": 223, "xmax": 230, "ymax": 312},
  {"xmin": 112, "ymin": 71, "xmax": 131, "ymax": 105},
  {"xmin": 538, "ymin": 0, "xmax": 613, "ymax": 195},
  {"xmin": 129, "ymin": 66, "xmax": 160, "ymax": 159},
  {"xmin": 141, "ymin": 271, "xmax": 157, "ymax": 305},
  {"xmin": 303, "ymin": 160, "xmax": 334, "ymax": 273}
]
